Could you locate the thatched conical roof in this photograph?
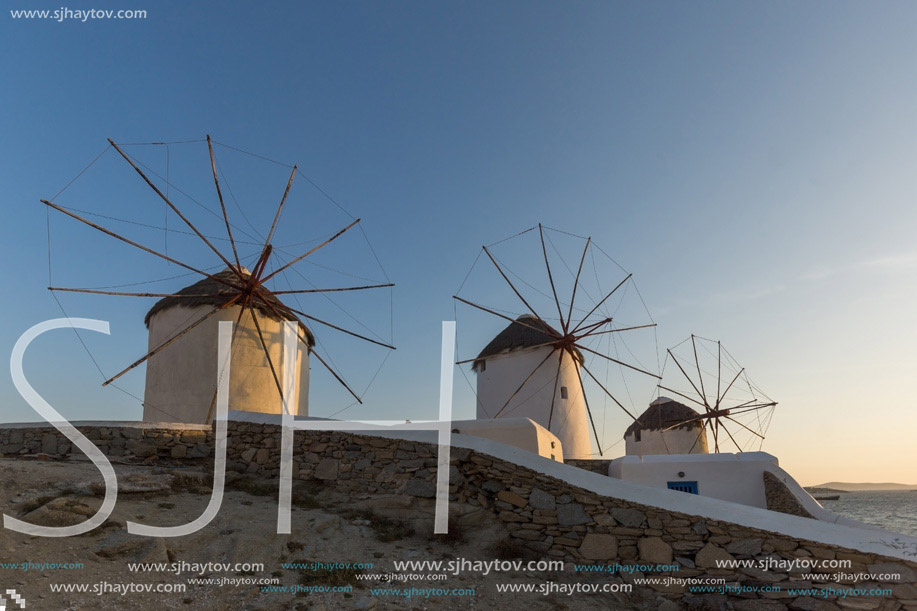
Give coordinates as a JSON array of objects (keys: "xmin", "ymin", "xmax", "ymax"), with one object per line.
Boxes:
[
  {"xmin": 472, "ymin": 314, "xmax": 581, "ymax": 372},
  {"xmin": 624, "ymin": 397, "xmax": 703, "ymax": 438},
  {"xmin": 145, "ymin": 268, "xmax": 315, "ymax": 347}
]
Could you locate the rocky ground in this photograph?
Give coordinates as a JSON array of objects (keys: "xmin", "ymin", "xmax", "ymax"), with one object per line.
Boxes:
[{"xmin": 0, "ymin": 458, "xmax": 661, "ymax": 610}]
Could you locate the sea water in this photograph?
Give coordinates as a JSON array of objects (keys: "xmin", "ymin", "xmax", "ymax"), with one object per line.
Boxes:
[{"xmin": 821, "ymin": 490, "xmax": 917, "ymax": 537}]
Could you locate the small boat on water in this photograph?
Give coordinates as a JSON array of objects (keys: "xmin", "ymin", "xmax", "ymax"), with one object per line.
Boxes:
[{"xmin": 814, "ymin": 494, "xmax": 840, "ymax": 501}]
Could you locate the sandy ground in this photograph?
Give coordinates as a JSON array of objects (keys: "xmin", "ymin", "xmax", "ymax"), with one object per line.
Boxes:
[{"xmin": 0, "ymin": 458, "xmax": 657, "ymax": 610}]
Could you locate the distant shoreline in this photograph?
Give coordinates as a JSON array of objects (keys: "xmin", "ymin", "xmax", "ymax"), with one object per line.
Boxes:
[{"xmin": 811, "ymin": 482, "xmax": 917, "ymax": 492}]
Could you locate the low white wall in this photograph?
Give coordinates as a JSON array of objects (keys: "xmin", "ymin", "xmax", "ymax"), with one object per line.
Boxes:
[
  {"xmin": 451, "ymin": 417, "xmax": 563, "ymax": 461},
  {"xmin": 608, "ymin": 452, "xmax": 778, "ymax": 508}
]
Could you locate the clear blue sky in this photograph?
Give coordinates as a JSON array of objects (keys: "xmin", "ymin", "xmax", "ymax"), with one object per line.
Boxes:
[{"xmin": 2, "ymin": 1, "xmax": 916, "ymax": 485}]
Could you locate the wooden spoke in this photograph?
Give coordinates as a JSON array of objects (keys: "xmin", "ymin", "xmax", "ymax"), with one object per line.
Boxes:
[
  {"xmin": 271, "ymin": 283, "xmax": 394, "ymax": 295},
  {"xmin": 482, "ymin": 245, "xmax": 544, "ymax": 323},
  {"xmin": 452, "ymin": 296, "xmax": 560, "ymax": 338},
  {"xmin": 108, "ymin": 139, "xmax": 242, "ymax": 280},
  {"xmin": 455, "ymin": 340, "xmax": 557, "ymax": 366},
  {"xmin": 49, "ymin": 287, "xmax": 221, "ymax": 298},
  {"xmin": 656, "ymin": 384, "xmax": 711, "ymax": 411},
  {"xmin": 691, "ymin": 335, "xmax": 707, "ymax": 407},
  {"xmin": 102, "ymin": 294, "xmax": 241, "ymax": 386},
  {"xmin": 277, "ymin": 301, "xmax": 395, "ymax": 350},
  {"xmin": 579, "ymin": 344, "xmax": 661, "ymax": 380},
  {"xmin": 571, "ymin": 273, "xmax": 631, "ymax": 334},
  {"xmin": 545, "ymin": 348, "xmax": 565, "ymax": 428},
  {"xmin": 723, "ymin": 415, "xmax": 765, "ymax": 440},
  {"xmin": 573, "ymin": 360, "xmax": 603, "ymax": 457},
  {"xmin": 42, "ymin": 199, "xmax": 244, "ymax": 292},
  {"xmin": 666, "ymin": 349, "xmax": 709, "ymax": 409},
  {"xmin": 204, "ymin": 299, "xmax": 251, "ymax": 423},
  {"xmin": 574, "ymin": 317, "xmax": 613, "ymax": 337},
  {"xmin": 206, "ymin": 134, "xmax": 241, "ymax": 268},
  {"xmin": 715, "ymin": 340, "xmax": 722, "ymax": 409},
  {"xmin": 539, "ymin": 224, "xmax": 567, "ymax": 332},
  {"xmin": 716, "ymin": 367, "xmax": 746, "ymax": 409},
  {"xmin": 579, "ymin": 360, "xmax": 640, "ymax": 422},
  {"xmin": 718, "ymin": 418, "xmax": 741, "ymax": 451},
  {"xmin": 579, "ymin": 323, "xmax": 657, "ymax": 338},
  {"xmin": 566, "ymin": 237, "xmax": 590, "ymax": 333},
  {"xmin": 492, "ymin": 347, "xmax": 557, "ymax": 419},
  {"xmin": 261, "ymin": 218, "xmax": 361, "ymax": 284},
  {"xmin": 310, "ymin": 347, "xmax": 362, "ymax": 404},
  {"xmin": 265, "ymin": 164, "xmax": 297, "ymax": 248},
  {"xmin": 247, "ymin": 304, "xmax": 285, "ymax": 401}
]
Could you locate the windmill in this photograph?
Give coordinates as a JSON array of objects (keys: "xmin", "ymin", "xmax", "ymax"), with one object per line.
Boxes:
[
  {"xmin": 453, "ymin": 224, "xmax": 660, "ymax": 458},
  {"xmin": 655, "ymin": 335, "xmax": 777, "ymax": 453},
  {"xmin": 41, "ymin": 135, "xmax": 395, "ymax": 424}
]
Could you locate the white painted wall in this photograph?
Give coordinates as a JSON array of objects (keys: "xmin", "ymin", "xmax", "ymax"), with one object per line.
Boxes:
[
  {"xmin": 450, "ymin": 417, "xmax": 563, "ymax": 461},
  {"xmin": 143, "ymin": 305, "xmax": 309, "ymax": 424},
  {"xmin": 608, "ymin": 452, "xmax": 776, "ymax": 508},
  {"xmin": 476, "ymin": 346, "xmax": 592, "ymax": 459},
  {"xmin": 625, "ymin": 426, "xmax": 709, "ymax": 455}
]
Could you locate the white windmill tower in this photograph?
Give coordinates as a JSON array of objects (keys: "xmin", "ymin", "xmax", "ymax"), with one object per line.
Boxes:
[{"xmin": 455, "ymin": 224, "xmax": 660, "ymax": 460}]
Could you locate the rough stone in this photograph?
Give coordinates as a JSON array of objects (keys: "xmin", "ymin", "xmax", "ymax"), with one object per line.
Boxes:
[
  {"xmin": 125, "ymin": 440, "xmax": 158, "ymax": 458},
  {"xmin": 727, "ymin": 538, "xmax": 764, "ymax": 556},
  {"xmin": 578, "ymin": 533, "xmax": 617, "ymax": 560},
  {"xmin": 695, "ymin": 543, "xmax": 735, "ymax": 569},
  {"xmin": 496, "ymin": 490, "xmax": 527, "ymax": 508},
  {"xmin": 528, "ymin": 487, "xmax": 556, "ymax": 510},
  {"xmin": 638, "ymin": 536, "xmax": 674, "ymax": 565},
  {"xmin": 557, "ymin": 503, "xmax": 591, "ymax": 526},
  {"xmin": 403, "ymin": 479, "xmax": 435, "ymax": 498},
  {"xmin": 314, "ymin": 458, "xmax": 339, "ymax": 481},
  {"xmin": 610, "ymin": 507, "xmax": 645, "ymax": 528}
]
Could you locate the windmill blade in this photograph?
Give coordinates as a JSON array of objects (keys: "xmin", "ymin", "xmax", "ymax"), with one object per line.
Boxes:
[
  {"xmin": 570, "ymin": 273, "xmax": 631, "ymax": 334},
  {"xmin": 102, "ymin": 294, "xmax": 241, "ymax": 386},
  {"xmin": 579, "ymin": 323, "xmax": 657, "ymax": 338},
  {"xmin": 565, "ymin": 237, "xmax": 591, "ymax": 330},
  {"xmin": 310, "ymin": 347, "xmax": 362, "ymax": 405},
  {"xmin": 453, "ymin": 296, "xmax": 561, "ymax": 338},
  {"xmin": 538, "ymin": 223, "xmax": 567, "ymax": 332},
  {"xmin": 482, "ymin": 245, "xmax": 544, "ymax": 322},
  {"xmin": 260, "ymin": 218, "xmax": 361, "ymax": 284},
  {"xmin": 666, "ymin": 349, "xmax": 709, "ymax": 410},
  {"xmin": 247, "ymin": 304, "xmax": 285, "ymax": 402},
  {"xmin": 270, "ymin": 283, "xmax": 394, "ymax": 295},
  {"xmin": 723, "ymin": 415, "xmax": 765, "ymax": 440},
  {"xmin": 573, "ymin": 362, "xmax": 604, "ymax": 457},
  {"xmin": 717, "ymin": 418, "xmax": 742, "ymax": 452},
  {"xmin": 42, "ymin": 200, "xmax": 244, "ymax": 292},
  {"xmin": 579, "ymin": 360, "xmax": 640, "ymax": 422},
  {"xmin": 278, "ymin": 302, "xmax": 395, "ymax": 350},
  {"xmin": 578, "ymin": 344, "xmax": 661, "ymax": 380},
  {"xmin": 264, "ymin": 164, "xmax": 298, "ymax": 248},
  {"xmin": 206, "ymin": 134, "xmax": 241, "ymax": 269},
  {"xmin": 455, "ymin": 339, "xmax": 557, "ymax": 366},
  {"xmin": 691, "ymin": 335, "xmax": 708, "ymax": 406},
  {"xmin": 49, "ymin": 287, "xmax": 221, "ymax": 298},
  {"xmin": 715, "ymin": 367, "xmax": 746, "ymax": 409},
  {"xmin": 204, "ymin": 300, "xmax": 252, "ymax": 422},
  {"xmin": 492, "ymin": 348, "xmax": 558, "ymax": 419},
  {"xmin": 108, "ymin": 139, "xmax": 243, "ymax": 280},
  {"xmin": 545, "ymin": 348, "xmax": 565, "ymax": 428},
  {"xmin": 574, "ymin": 317, "xmax": 613, "ymax": 337},
  {"xmin": 654, "ymin": 385, "xmax": 709, "ymax": 411}
]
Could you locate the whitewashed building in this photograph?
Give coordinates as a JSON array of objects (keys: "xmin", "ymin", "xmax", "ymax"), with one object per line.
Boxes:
[
  {"xmin": 142, "ymin": 268, "xmax": 313, "ymax": 424},
  {"xmin": 624, "ymin": 397, "xmax": 709, "ymax": 456},
  {"xmin": 473, "ymin": 314, "xmax": 592, "ymax": 459}
]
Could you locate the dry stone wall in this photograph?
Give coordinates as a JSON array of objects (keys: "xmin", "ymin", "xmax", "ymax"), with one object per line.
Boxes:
[{"xmin": 2, "ymin": 422, "xmax": 916, "ymax": 610}]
